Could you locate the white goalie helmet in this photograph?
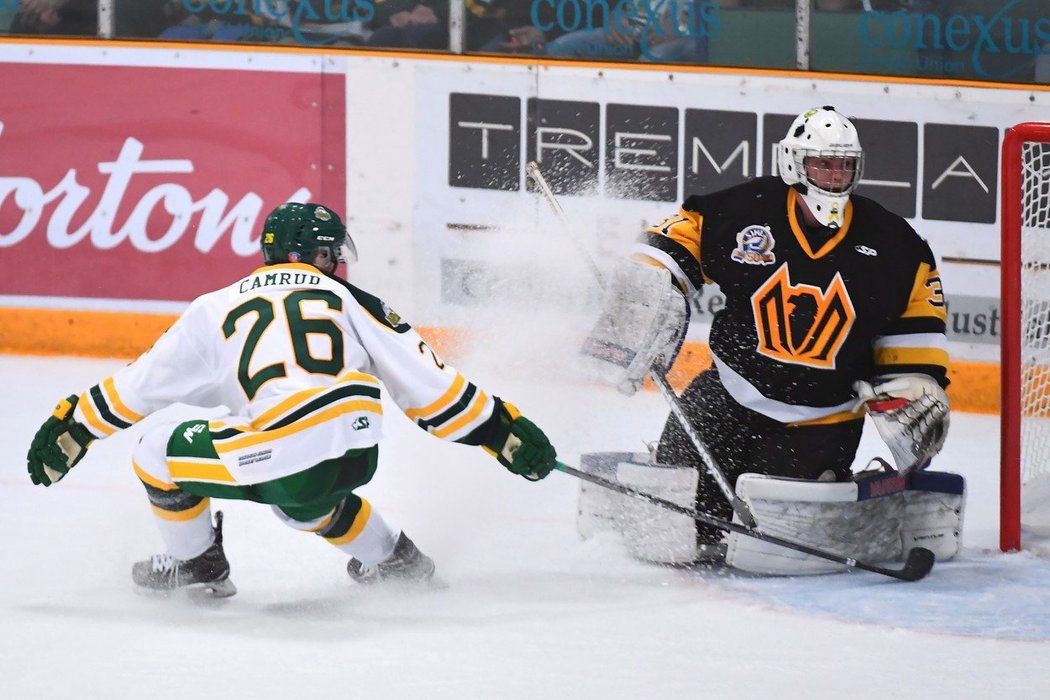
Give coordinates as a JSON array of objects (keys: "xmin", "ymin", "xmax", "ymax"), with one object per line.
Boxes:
[{"xmin": 778, "ymin": 106, "xmax": 864, "ymax": 228}]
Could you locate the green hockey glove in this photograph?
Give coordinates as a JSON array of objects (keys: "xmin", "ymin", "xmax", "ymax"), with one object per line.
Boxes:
[
  {"xmin": 27, "ymin": 394, "xmax": 96, "ymax": 487},
  {"xmin": 483, "ymin": 401, "xmax": 557, "ymax": 481}
]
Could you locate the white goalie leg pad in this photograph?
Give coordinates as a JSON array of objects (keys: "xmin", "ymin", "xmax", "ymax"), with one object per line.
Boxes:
[
  {"xmin": 725, "ymin": 474, "xmax": 906, "ymax": 575},
  {"xmin": 616, "ymin": 460, "xmax": 699, "ymax": 564},
  {"xmin": 575, "ymin": 452, "xmax": 699, "ymax": 564},
  {"xmin": 900, "ymin": 471, "xmax": 965, "ymax": 560},
  {"xmin": 725, "ymin": 470, "xmax": 966, "ymax": 575},
  {"xmin": 580, "ymin": 260, "xmax": 689, "ymax": 395},
  {"xmin": 576, "ymin": 452, "xmax": 636, "ymax": 540}
]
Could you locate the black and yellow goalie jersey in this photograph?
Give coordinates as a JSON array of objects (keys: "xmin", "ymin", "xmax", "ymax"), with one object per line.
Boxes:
[{"xmin": 636, "ymin": 176, "xmax": 948, "ymax": 425}]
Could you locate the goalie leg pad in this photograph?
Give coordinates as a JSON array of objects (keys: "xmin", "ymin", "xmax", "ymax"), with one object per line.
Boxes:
[
  {"xmin": 725, "ymin": 470, "xmax": 966, "ymax": 575},
  {"xmin": 576, "ymin": 452, "xmax": 636, "ymax": 540},
  {"xmin": 575, "ymin": 452, "xmax": 699, "ymax": 564},
  {"xmin": 900, "ymin": 470, "xmax": 965, "ymax": 560},
  {"xmin": 725, "ymin": 474, "xmax": 906, "ymax": 575},
  {"xmin": 617, "ymin": 460, "xmax": 699, "ymax": 564}
]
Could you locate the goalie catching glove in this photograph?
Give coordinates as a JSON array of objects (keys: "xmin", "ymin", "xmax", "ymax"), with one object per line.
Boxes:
[
  {"xmin": 27, "ymin": 394, "xmax": 96, "ymax": 486},
  {"xmin": 580, "ymin": 260, "xmax": 689, "ymax": 395},
  {"xmin": 482, "ymin": 400, "xmax": 557, "ymax": 481},
  {"xmin": 853, "ymin": 374, "xmax": 949, "ymax": 474}
]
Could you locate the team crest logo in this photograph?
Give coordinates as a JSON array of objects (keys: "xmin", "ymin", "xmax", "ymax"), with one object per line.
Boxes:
[
  {"xmin": 263, "ymin": 232, "xmax": 275, "ymax": 244},
  {"xmin": 751, "ymin": 264, "xmax": 856, "ymax": 369},
  {"xmin": 381, "ymin": 301, "xmax": 402, "ymax": 327},
  {"xmin": 314, "ymin": 206, "xmax": 332, "ymax": 221},
  {"xmin": 182, "ymin": 423, "xmax": 206, "ymax": 443},
  {"xmin": 731, "ymin": 225, "xmax": 776, "ymax": 265}
]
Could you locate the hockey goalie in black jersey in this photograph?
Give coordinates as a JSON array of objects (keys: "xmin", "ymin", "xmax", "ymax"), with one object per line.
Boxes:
[
  {"xmin": 579, "ymin": 106, "xmax": 960, "ymax": 574},
  {"xmin": 26, "ymin": 202, "xmax": 558, "ymax": 596}
]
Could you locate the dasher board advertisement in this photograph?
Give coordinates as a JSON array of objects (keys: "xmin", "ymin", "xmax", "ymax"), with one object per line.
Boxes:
[{"xmin": 0, "ymin": 45, "xmax": 346, "ymax": 306}]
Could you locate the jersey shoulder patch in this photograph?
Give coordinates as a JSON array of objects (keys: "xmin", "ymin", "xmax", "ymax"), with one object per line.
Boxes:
[{"xmin": 334, "ymin": 278, "xmax": 413, "ymax": 333}]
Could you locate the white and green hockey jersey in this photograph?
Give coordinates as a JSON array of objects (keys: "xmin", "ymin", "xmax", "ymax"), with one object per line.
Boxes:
[{"xmin": 71, "ymin": 262, "xmax": 498, "ymax": 486}]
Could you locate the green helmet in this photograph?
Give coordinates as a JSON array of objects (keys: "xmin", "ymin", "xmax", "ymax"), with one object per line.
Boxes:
[{"xmin": 261, "ymin": 202, "xmax": 357, "ymax": 269}]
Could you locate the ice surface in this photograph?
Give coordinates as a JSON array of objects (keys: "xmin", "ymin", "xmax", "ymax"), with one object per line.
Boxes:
[{"xmin": 2, "ymin": 354, "xmax": 1048, "ymax": 699}]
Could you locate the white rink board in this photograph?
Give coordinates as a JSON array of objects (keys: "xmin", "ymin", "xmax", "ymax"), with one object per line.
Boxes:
[
  {"xmin": 346, "ymin": 56, "xmax": 1050, "ymax": 327},
  {"xmin": 1, "ymin": 42, "xmax": 1045, "ymax": 363}
]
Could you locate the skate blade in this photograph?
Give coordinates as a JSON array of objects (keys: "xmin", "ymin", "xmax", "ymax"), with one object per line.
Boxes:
[
  {"xmin": 187, "ymin": 577, "xmax": 238, "ymax": 599},
  {"xmin": 350, "ymin": 573, "xmax": 448, "ymax": 591},
  {"xmin": 134, "ymin": 577, "xmax": 238, "ymax": 600},
  {"xmin": 426, "ymin": 574, "xmax": 449, "ymax": 590}
]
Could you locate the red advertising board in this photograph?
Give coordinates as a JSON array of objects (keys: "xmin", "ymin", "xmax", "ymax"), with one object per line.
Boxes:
[{"xmin": 0, "ymin": 61, "xmax": 345, "ymax": 302}]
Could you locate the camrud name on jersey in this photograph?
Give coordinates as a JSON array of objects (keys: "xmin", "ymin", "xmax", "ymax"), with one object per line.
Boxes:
[
  {"xmin": 238, "ymin": 271, "xmax": 324, "ymax": 294},
  {"xmin": 0, "ymin": 130, "xmax": 311, "ymax": 255},
  {"xmin": 447, "ymin": 94, "xmax": 999, "ymax": 225}
]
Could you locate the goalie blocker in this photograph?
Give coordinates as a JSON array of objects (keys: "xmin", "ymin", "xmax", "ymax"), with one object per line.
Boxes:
[
  {"xmin": 577, "ymin": 452, "xmax": 964, "ymax": 574},
  {"xmin": 580, "ymin": 260, "xmax": 689, "ymax": 395}
]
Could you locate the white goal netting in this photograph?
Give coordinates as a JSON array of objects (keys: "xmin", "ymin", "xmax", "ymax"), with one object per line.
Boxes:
[{"xmin": 1019, "ymin": 140, "xmax": 1050, "ymax": 535}]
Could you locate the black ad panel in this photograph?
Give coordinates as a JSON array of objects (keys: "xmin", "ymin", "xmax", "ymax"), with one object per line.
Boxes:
[
  {"xmin": 683, "ymin": 109, "xmax": 757, "ymax": 195},
  {"xmin": 526, "ymin": 98, "xmax": 601, "ymax": 196},
  {"xmin": 449, "ymin": 93, "xmax": 521, "ymax": 191},
  {"xmin": 923, "ymin": 124, "xmax": 999, "ymax": 224},
  {"xmin": 852, "ymin": 118, "xmax": 918, "ymax": 220},
  {"xmin": 605, "ymin": 103, "xmax": 679, "ymax": 202}
]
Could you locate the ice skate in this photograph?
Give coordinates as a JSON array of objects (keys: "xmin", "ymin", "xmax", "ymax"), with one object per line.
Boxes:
[
  {"xmin": 347, "ymin": 531, "xmax": 436, "ymax": 585},
  {"xmin": 132, "ymin": 511, "xmax": 237, "ymax": 597}
]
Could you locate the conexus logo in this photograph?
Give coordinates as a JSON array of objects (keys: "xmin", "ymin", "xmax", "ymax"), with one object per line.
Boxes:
[{"xmin": 859, "ymin": 0, "xmax": 1050, "ymax": 80}]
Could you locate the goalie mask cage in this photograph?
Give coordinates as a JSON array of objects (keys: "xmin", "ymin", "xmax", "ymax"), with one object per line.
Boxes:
[{"xmin": 1001, "ymin": 122, "xmax": 1050, "ymax": 552}]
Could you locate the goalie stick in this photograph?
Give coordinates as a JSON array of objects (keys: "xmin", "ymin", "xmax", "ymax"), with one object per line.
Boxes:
[
  {"xmin": 526, "ymin": 160, "xmax": 758, "ymax": 528},
  {"xmin": 555, "ymin": 460, "xmax": 936, "ymax": 582}
]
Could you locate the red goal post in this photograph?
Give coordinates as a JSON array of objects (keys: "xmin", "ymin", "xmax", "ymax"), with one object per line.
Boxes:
[{"xmin": 1001, "ymin": 122, "xmax": 1050, "ymax": 552}]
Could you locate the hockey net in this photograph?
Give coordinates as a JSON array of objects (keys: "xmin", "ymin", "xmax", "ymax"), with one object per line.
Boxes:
[{"xmin": 1001, "ymin": 122, "xmax": 1050, "ymax": 552}]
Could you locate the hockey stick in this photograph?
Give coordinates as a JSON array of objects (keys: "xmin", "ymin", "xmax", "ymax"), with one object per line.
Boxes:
[
  {"xmin": 526, "ymin": 160, "xmax": 758, "ymax": 528},
  {"xmin": 555, "ymin": 460, "xmax": 935, "ymax": 582}
]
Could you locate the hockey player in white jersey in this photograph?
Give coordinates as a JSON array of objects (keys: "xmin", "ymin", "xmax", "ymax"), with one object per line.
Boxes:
[{"xmin": 26, "ymin": 202, "xmax": 558, "ymax": 596}]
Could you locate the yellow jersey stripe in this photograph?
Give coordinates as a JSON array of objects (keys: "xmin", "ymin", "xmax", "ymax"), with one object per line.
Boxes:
[
  {"xmin": 103, "ymin": 377, "xmax": 144, "ymax": 423},
  {"xmin": 788, "ymin": 409, "xmax": 865, "ymax": 427},
  {"xmin": 874, "ymin": 346, "xmax": 951, "ymax": 369},
  {"xmin": 432, "ymin": 389, "xmax": 490, "ymax": 439},
  {"xmin": 78, "ymin": 390, "xmax": 117, "ymax": 437},
  {"xmin": 169, "ymin": 459, "xmax": 237, "ymax": 483},
  {"xmin": 303, "ymin": 508, "xmax": 338, "ymax": 533},
  {"xmin": 326, "ymin": 498, "xmax": 372, "ymax": 545},
  {"xmin": 406, "ymin": 373, "xmax": 466, "ymax": 421},
  {"xmin": 133, "ymin": 459, "xmax": 178, "ymax": 491},
  {"xmin": 150, "ymin": 498, "xmax": 211, "ymax": 522},
  {"xmin": 647, "ymin": 207, "xmax": 703, "ymax": 264},
  {"xmin": 218, "ymin": 371, "xmax": 381, "ymax": 432},
  {"xmin": 214, "ymin": 399, "xmax": 382, "ymax": 454}
]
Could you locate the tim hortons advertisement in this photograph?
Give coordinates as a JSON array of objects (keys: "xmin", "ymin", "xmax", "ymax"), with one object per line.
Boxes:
[{"xmin": 0, "ymin": 62, "xmax": 345, "ymax": 304}]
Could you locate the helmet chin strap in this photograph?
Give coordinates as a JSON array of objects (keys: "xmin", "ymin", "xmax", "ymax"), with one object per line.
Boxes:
[{"xmin": 796, "ymin": 188, "xmax": 848, "ymax": 230}]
